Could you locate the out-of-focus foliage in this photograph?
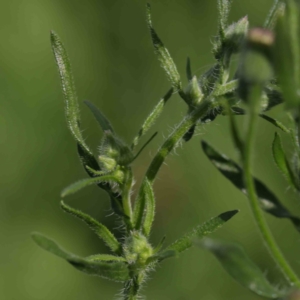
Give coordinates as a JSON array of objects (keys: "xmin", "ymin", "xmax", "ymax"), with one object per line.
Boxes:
[{"xmin": 2, "ymin": 0, "xmax": 300, "ymax": 299}]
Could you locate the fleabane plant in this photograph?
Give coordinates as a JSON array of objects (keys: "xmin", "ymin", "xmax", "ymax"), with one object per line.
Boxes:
[{"xmin": 32, "ymin": 0, "xmax": 300, "ymax": 299}]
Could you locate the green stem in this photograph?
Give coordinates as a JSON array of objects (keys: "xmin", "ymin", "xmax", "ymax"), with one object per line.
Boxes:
[
  {"xmin": 145, "ymin": 98, "xmax": 211, "ymax": 183},
  {"xmin": 123, "ymin": 168, "xmax": 134, "ymax": 229},
  {"xmin": 243, "ymin": 88, "xmax": 300, "ymax": 287},
  {"xmin": 123, "ymin": 272, "xmax": 145, "ymax": 300}
]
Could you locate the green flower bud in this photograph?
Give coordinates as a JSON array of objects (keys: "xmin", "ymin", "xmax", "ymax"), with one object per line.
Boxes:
[
  {"xmin": 240, "ymin": 28, "xmax": 274, "ymax": 84},
  {"xmin": 185, "ymin": 76, "xmax": 204, "ymax": 107},
  {"xmin": 98, "ymin": 155, "xmax": 117, "ymax": 172},
  {"xmin": 123, "ymin": 231, "xmax": 153, "ymax": 266},
  {"xmin": 214, "ymin": 16, "xmax": 249, "ymax": 60},
  {"xmin": 99, "ymin": 130, "xmax": 134, "ymax": 170}
]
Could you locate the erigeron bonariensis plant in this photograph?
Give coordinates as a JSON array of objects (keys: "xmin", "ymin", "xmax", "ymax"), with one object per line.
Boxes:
[{"xmin": 32, "ymin": 0, "xmax": 300, "ymax": 299}]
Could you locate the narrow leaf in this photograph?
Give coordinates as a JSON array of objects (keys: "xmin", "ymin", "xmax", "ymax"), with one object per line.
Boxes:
[
  {"xmin": 146, "ymin": 4, "xmax": 182, "ymax": 91},
  {"xmin": 142, "ymin": 179, "xmax": 156, "ymax": 237},
  {"xmin": 147, "ymin": 250, "xmax": 178, "ymax": 264},
  {"xmin": 200, "ymin": 238, "xmax": 282, "ymax": 298},
  {"xmin": 61, "ymin": 201, "xmax": 121, "ymax": 253},
  {"xmin": 51, "ymin": 31, "xmax": 93, "ymax": 157},
  {"xmin": 32, "ymin": 232, "xmax": 129, "ymax": 282},
  {"xmin": 202, "ymin": 140, "xmax": 300, "ymax": 231},
  {"xmin": 163, "ymin": 210, "xmax": 238, "ymax": 254},
  {"xmin": 84, "ymin": 100, "xmax": 114, "ymax": 133},
  {"xmin": 61, "ymin": 175, "xmax": 122, "ymax": 198},
  {"xmin": 214, "ymin": 80, "xmax": 238, "ymax": 97},
  {"xmin": 153, "ymin": 236, "xmax": 166, "ymax": 254},
  {"xmin": 132, "ymin": 132, "xmax": 158, "ymax": 161},
  {"xmin": 218, "ymin": 0, "xmax": 232, "ymax": 38},
  {"xmin": 260, "ymin": 114, "xmax": 290, "ymax": 133},
  {"xmin": 86, "ymin": 254, "xmax": 126, "ymax": 262},
  {"xmin": 272, "ymin": 133, "xmax": 299, "ymax": 189},
  {"xmin": 183, "ymin": 124, "xmax": 196, "ymax": 142},
  {"xmin": 264, "ymin": 0, "xmax": 285, "ymax": 30},
  {"xmin": 132, "ymin": 88, "xmax": 173, "ymax": 148}
]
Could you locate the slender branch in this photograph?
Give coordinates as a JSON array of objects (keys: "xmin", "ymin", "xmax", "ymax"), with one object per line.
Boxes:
[
  {"xmin": 123, "ymin": 168, "xmax": 134, "ymax": 229},
  {"xmin": 145, "ymin": 98, "xmax": 211, "ymax": 183},
  {"xmin": 123, "ymin": 273, "xmax": 145, "ymax": 300},
  {"xmin": 243, "ymin": 88, "xmax": 300, "ymax": 287}
]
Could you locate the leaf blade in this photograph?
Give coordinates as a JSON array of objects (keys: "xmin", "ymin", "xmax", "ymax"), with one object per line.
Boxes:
[
  {"xmin": 84, "ymin": 100, "xmax": 114, "ymax": 133},
  {"xmin": 60, "ymin": 201, "xmax": 121, "ymax": 253},
  {"xmin": 272, "ymin": 132, "xmax": 299, "ymax": 189},
  {"xmin": 200, "ymin": 238, "xmax": 282, "ymax": 298},
  {"xmin": 146, "ymin": 4, "xmax": 181, "ymax": 91},
  {"xmin": 51, "ymin": 31, "xmax": 92, "ymax": 157},
  {"xmin": 142, "ymin": 179, "xmax": 156, "ymax": 237},
  {"xmin": 163, "ymin": 210, "xmax": 238, "ymax": 254},
  {"xmin": 61, "ymin": 175, "xmax": 122, "ymax": 198},
  {"xmin": 201, "ymin": 140, "xmax": 300, "ymax": 232},
  {"xmin": 132, "ymin": 88, "xmax": 173, "ymax": 148},
  {"xmin": 31, "ymin": 232, "xmax": 129, "ymax": 282}
]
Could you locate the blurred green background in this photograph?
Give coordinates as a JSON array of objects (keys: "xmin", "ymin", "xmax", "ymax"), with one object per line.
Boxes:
[{"xmin": 1, "ymin": 0, "xmax": 300, "ymax": 299}]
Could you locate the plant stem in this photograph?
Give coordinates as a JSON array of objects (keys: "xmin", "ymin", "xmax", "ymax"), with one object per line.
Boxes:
[
  {"xmin": 123, "ymin": 272, "xmax": 145, "ymax": 300},
  {"xmin": 243, "ymin": 88, "xmax": 300, "ymax": 287},
  {"xmin": 123, "ymin": 168, "xmax": 134, "ymax": 229},
  {"xmin": 145, "ymin": 98, "xmax": 211, "ymax": 183}
]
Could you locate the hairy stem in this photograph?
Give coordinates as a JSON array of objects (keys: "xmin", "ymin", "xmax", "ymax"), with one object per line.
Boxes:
[
  {"xmin": 123, "ymin": 272, "xmax": 145, "ymax": 300},
  {"xmin": 145, "ymin": 98, "xmax": 211, "ymax": 183},
  {"xmin": 123, "ymin": 168, "xmax": 134, "ymax": 230},
  {"xmin": 243, "ymin": 87, "xmax": 300, "ymax": 287}
]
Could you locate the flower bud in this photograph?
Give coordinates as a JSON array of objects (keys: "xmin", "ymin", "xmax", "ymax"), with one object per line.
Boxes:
[
  {"xmin": 240, "ymin": 28, "xmax": 274, "ymax": 84},
  {"xmin": 123, "ymin": 231, "xmax": 153, "ymax": 266}
]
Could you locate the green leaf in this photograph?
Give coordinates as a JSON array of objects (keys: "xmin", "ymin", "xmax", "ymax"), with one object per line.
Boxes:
[
  {"xmin": 214, "ymin": 80, "xmax": 238, "ymax": 97},
  {"xmin": 272, "ymin": 133, "xmax": 299, "ymax": 189},
  {"xmin": 163, "ymin": 210, "xmax": 238, "ymax": 254},
  {"xmin": 131, "ymin": 88, "xmax": 173, "ymax": 148},
  {"xmin": 202, "ymin": 140, "xmax": 300, "ymax": 232},
  {"xmin": 146, "ymin": 4, "xmax": 181, "ymax": 91},
  {"xmin": 153, "ymin": 236, "xmax": 166, "ymax": 254},
  {"xmin": 264, "ymin": 0, "xmax": 285, "ymax": 30},
  {"xmin": 260, "ymin": 114, "xmax": 290, "ymax": 133},
  {"xmin": 86, "ymin": 254, "xmax": 126, "ymax": 262},
  {"xmin": 60, "ymin": 201, "xmax": 121, "ymax": 253},
  {"xmin": 263, "ymin": 86, "xmax": 283, "ymax": 111},
  {"xmin": 32, "ymin": 232, "xmax": 129, "ymax": 282},
  {"xmin": 84, "ymin": 100, "xmax": 114, "ymax": 133},
  {"xmin": 61, "ymin": 174, "xmax": 123, "ymax": 198},
  {"xmin": 217, "ymin": 0, "xmax": 232, "ymax": 38},
  {"xmin": 141, "ymin": 179, "xmax": 156, "ymax": 237},
  {"xmin": 147, "ymin": 250, "xmax": 178, "ymax": 264},
  {"xmin": 50, "ymin": 31, "xmax": 93, "ymax": 159},
  {"xmin": 132, "ymin": 178, "xmax": 156, "ymax": 233},
  {"xmin": 200, "ymin": 238, "xmax": 282, "ymax": 298}
]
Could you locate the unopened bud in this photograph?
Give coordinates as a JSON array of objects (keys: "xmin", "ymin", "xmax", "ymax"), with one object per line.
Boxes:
[
  {"xmin": 239, "ymin": 28, "xmax": 274, "ymax": 85},
  {"xmin": 185, "ymin": 76, "xmax": 204, "ymax": 106}
]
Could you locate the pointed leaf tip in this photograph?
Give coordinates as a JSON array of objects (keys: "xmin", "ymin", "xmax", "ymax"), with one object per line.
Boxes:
[
  {"xmin": 60, "ymin": 200, "xmax": 121, "ymax": 253},
  {"xmin": 163, "ymin": 210, "xmax": 238, "ymax": 255},
  {"xmin": 146, "ymin": 3, "xmax": 181, "ymax": 91},
  {"xmin": 84, "ymin": 100, "xmax": 114, "ymax": 133},
  {"xmin": 218, "ymin": 210, "xmax": 239, "ymax": 222}
]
